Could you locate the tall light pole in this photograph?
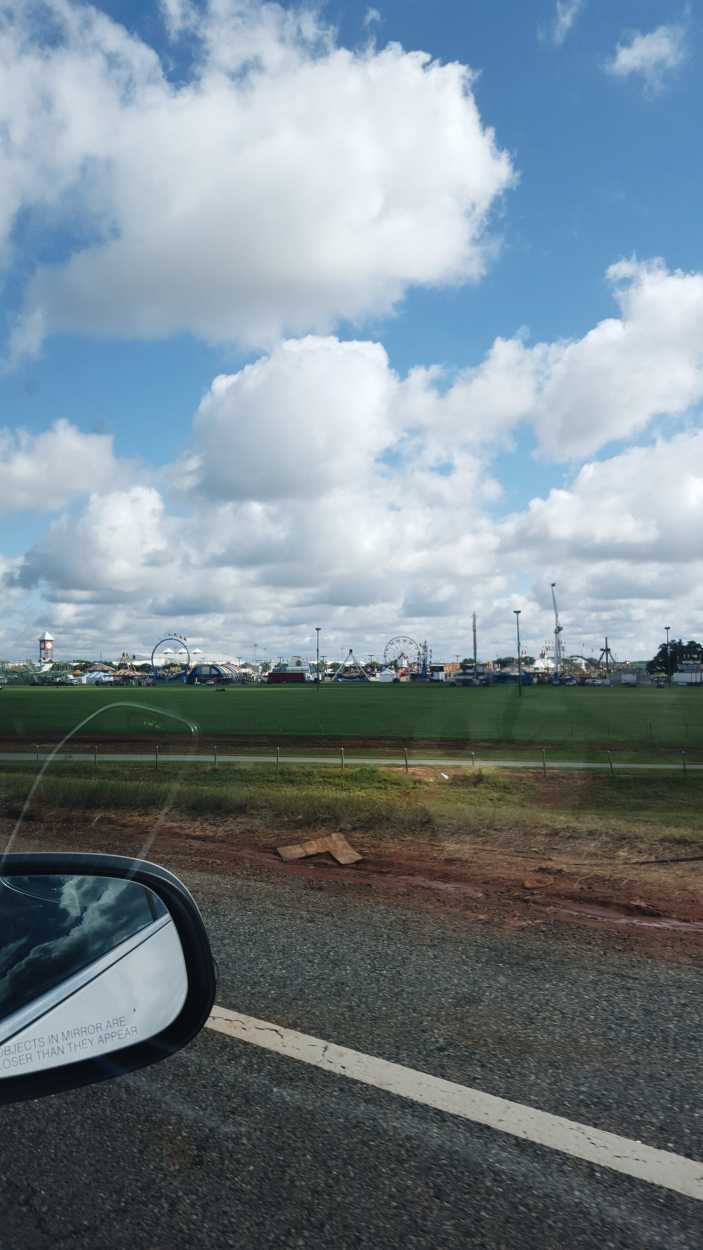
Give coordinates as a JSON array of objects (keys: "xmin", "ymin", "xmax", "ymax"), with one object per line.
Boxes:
[
  {"xmin": 514, "ymin": 610, "xmax": 523, "ymax": 698},
  {"xmin": 315, "ymin": 626, "xmax": 321, "ymax": 684},
  {"xmin": 665, "ymin": 625, "xmax": 671, "ymax": 686}
]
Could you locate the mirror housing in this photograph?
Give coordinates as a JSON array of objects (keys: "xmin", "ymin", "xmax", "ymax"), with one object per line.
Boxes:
[{"xmin": 0, "ymin": 853, "xmax": 216, "ymax": 1104}]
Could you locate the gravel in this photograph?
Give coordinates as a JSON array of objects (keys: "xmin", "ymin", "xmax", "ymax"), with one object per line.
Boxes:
[{"xmin": 0, "ymin": 861, "xmax": 700, "ymax": 1249}]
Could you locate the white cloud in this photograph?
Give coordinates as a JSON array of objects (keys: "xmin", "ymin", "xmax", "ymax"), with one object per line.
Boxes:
[
  {"xmin": 417, "ymin": 335, "xmax": 540, "ymax": 449},
  {"xmin": 159, "ymin": 0, "xmax": 196, "ymax": 39},
  {"xmin": 174, "ymin": 247, "xmax": 700, "ymax": 498},
  {"xmin": 350, "ymin": 258, "xmax": 703, "ymax": 463},
  {"xmin": 18, "ymin": 486, "xmax": 170, "ymax": 593},
  {"xmin": 164, "ymin": 0, "xmax": 334, "ymax": 75},
  {"xmin": 606, "ymin": 24, "xmax": 687, "ymax": 92},
  {"xmin": 1, "ymin": 0, "xmax": 514, "ymax": 361},
  {"xmin": 500, "ymin": 431, "xmax": 703, "ymax": 564},
  {"xmin": 530, "ymin": 259, "xmax": 703, "ymax": 458},
  {"xmin": 13, "ymin": 335, "xmax": 507, "ymax": 653},
  {"xmin": 184, "ymin": 336, "xmax": 398, "ymax": 501},
  {"xmin": 16, "ymin": 421, "xmax": 703, "ymax": 662},
  {"xmin": 551, "ymin": 0, "xmax": 584, "ymax": 47},
  {"xmin": 412, "ymin": 258, "xmax": 703, "ymax": 462},
  {"xmin": 496, "ymin": 431, "xmax": 703, "ymax": 652},
  {"xmin": 7, "ymin": 251, "xmax": 703, "ymax": 661},
  {"xmin": 0, "ymin": 419, "xmax": 123, "ymax": 511}
]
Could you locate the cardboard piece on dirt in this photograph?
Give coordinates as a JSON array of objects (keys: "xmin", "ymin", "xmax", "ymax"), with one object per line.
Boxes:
[
  {"xmin": 327, "ymin": 833, "xmax": 363, "ymax": 865},
  {"xmin": 277, "ymin": 836, "xmax": 330, "ymax": 862},
  {"xmin": 277, "ymin": 834, "xmax": 363, "ymax": 865}
]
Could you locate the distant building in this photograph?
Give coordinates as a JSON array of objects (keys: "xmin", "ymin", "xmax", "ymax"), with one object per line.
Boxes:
[{"xmin": 268, "ymin": 656, "xmax": 312, "ymax": 684}]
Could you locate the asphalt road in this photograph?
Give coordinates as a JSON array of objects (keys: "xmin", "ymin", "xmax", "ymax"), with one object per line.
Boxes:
[{"xmin": 1, "ymin": 865, "xmax": 701, "ymax": 1249}]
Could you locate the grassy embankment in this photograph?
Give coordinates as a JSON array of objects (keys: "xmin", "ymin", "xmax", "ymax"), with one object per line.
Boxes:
[{"xmin": 2, "ymin": 760, "xmax": 702, "ymax": 853}]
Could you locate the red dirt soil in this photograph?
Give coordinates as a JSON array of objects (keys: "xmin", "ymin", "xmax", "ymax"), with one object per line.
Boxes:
[{"xmin": 6, "ymin": 810, "xmax": 703, "ymax": 963}]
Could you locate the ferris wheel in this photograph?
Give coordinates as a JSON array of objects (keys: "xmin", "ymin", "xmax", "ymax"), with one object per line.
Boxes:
[
  {"xmin": 151, "ymin": 634, "xmax": 191, "ymax": 677},
  {"xmin": 383, "ymin": 635, "xmax": 420, "ymax": 668}
]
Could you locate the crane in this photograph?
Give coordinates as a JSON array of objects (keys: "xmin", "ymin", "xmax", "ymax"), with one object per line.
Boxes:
[{"xmin": 551, "ymin": 582, "xmax": 564, "ymax": 683}]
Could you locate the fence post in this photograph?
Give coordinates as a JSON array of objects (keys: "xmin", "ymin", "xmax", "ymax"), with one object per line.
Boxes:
[
  {"xmin": 340, "ymin": 746, "xmax": 345, "ymax": 774},
  {"xmin": 34, "ymin": 744, "xmax": 39, "ymax": 763},
  {"xmin": 213, "ymin": 744, "xmax": 218, "ymax": 768},
  {"xmin": 542, "ymin": 747, "xmax": 547, "ymax": 778},
  {"xmin": 155, "ymin": 743, "xmax": 159, "ymax": 771},
  {"xmin": 275, "ymin": 745, "xmax": 280, "ymax": 772},
  {"xmin": 94, "ymin": 744, "xmax": 98, "ymax": 770},
  {"xmin": 682, "ymin": 750, "xmax": 687, "ymax": 775},
  {"xmin": 471, "ymin": 751, "xmax": 476, "ymax": 770},
  {"xmin": 403, "ymin": 747, "xmax": 409, "ymax": 774},
  {"xmin": 607, "ymin": 750, "xmax": 614, "ymax": 777}
]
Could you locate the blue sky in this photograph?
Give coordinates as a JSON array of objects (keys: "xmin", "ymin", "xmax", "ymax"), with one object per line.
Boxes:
[{"xmin": 0, "ymin": 0, "xmax": 701, "ymax": 661}]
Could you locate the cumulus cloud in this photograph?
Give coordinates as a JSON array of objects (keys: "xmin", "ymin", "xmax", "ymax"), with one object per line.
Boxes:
[
  {"xmin": 159, "ymin": 0, "xmax": 196, "ymax": 39},
  {"xmin": 606, "ymin": 24, "xmax": 687, "ymax": 92},
  {"xmin": 496, "ymin": 431, "xmax": 703, "ymax": 651},
  {"xmin": 1, "ymin": 0, "xmax": 514, "ymax": 362},
  {"xmin": 550, "ymin": 0, "xmax": 584, "ymax": 47},
  {"xmin": 180, "ymin": 254, "xmax": 703, "ymax": 504},
  {"xmin": 0, "ymin": 420, "xmax": 123, "ymax": 511},
  {"xmin": 184, "ymin": 337, "xmax": 398, "ymax": 501},
  {"xmin": 530, "ymin": 259, "xmax": 703, "ymax": 457},
  {"xmin": 18, "ymin": 421, "xmax": 703, "ymax": 661},
  {"xmin": 414, "ymin": 335, "xmax": 540, "ymax": 450},
  {"xmin": 8, "ymin": 253, "xmax": 703, "ymax": 660},
  {"xmin": 500, "ymin": 432, "xmax": 703, "ymax": 564},
  {"xmin": 18, "ymin": 486, "xmax": 170, "ymax": 593},
  {"xmin": 419, "ymin": 258, "xmax": 703, "ymax": 461},
  {"xmin": 14, "ymin": 335, "xmax": 507, "ymax": 653}
]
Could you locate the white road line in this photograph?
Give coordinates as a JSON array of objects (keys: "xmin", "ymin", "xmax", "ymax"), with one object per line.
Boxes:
[{"xmin": 206, "ymin": 1006, "xmax": 703, "ymax": 1202}]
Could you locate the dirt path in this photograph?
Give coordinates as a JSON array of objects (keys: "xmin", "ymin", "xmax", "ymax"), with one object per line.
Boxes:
[{"xmin": 6, "ymin": 809, "xmax": 702, "ymax": 963}]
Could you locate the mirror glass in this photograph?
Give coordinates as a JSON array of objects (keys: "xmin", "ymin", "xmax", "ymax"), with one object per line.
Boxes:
[{"xmin": 0, "ymin": 875, "xmax": 188, "ymax": 1077}]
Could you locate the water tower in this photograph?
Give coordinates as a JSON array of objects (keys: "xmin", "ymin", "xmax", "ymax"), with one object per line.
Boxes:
[{"xmin": 39, "ymin": 631, "xmax": 54, "ymax": 664}]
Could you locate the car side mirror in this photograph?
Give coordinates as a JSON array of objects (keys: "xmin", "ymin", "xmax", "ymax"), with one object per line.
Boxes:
[{"xmin": 0, "ymin": 853, "xmax": 216, "ymax": 1104}]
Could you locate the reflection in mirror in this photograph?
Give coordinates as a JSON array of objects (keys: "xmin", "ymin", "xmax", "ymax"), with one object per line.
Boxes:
[{"xmin": 0, "ymin": 876, "xmax": 188, "ymax": 1077}]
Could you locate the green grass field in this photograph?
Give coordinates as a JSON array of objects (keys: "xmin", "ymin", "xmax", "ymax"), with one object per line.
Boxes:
[{"xmin": 0, "ymin": 683, "xmax": 701, "ymax": 749}]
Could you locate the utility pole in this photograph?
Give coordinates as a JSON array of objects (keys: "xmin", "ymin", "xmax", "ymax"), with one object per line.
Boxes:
[
  {"xmin": 514, "ymin": 610, "xmax": 523, "ymax": 698},
  {"xmin": 472, "ymin": 612, "xmax": 478, "ymax": 671},
  {"xmin": 550, "ymin": 583, "xmax": 563, "ymax": 684},
  {"xmin": 315, "ymin": 626, "xmax": 321, "ymax": 684},
  {"xmin": 665, "ymin": 625, "xmax": 671, "ymax": 686}
]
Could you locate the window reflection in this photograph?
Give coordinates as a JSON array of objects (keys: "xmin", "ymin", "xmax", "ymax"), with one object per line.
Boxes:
[{"xmin": 0, "ymin": 876, "xmax": 167, "ymax": 1023}]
